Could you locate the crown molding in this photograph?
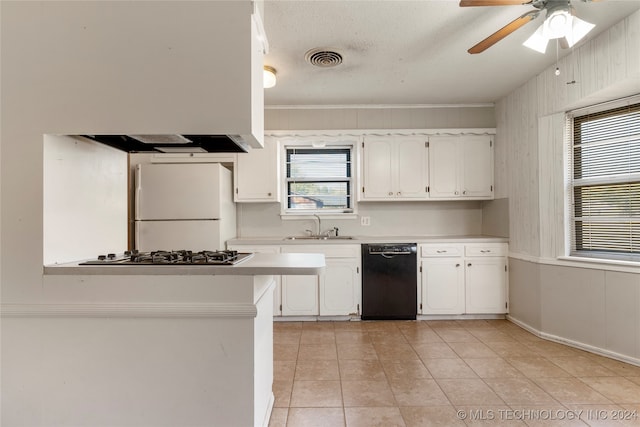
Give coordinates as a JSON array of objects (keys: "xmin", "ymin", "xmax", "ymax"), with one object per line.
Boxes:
[{"xmin": 265, "ymin": 103, "xmax": 495, "ymax": 110}]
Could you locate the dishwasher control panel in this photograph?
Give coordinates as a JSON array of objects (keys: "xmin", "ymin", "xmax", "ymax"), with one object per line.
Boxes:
[{"xmin": 366, "ymin": 244, "xmax": 417, "ymax": 255}]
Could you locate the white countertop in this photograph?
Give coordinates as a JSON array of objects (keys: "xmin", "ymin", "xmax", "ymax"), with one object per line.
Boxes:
[
  {"xmin": 43, "ymin": 253, "xmax": 326, "ymax": 276},
  {"xmin": 228, "ymin": 235, "xmax": 508, "ymax": 246}
]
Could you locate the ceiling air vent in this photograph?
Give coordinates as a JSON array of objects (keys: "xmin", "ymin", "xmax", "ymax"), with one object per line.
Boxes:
[{"xmin": 305, "ymin": 48, "xmax": 343, "ymax": 68}]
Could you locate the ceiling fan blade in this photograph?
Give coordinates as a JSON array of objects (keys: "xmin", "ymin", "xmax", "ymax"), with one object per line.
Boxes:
[
  {"xmin": 460, "ymin": 0, "xmax": 529, "ymax": 7},
  {"xmin": 468, "ymin": 10, "xmax": 539, "ymax": 54}
]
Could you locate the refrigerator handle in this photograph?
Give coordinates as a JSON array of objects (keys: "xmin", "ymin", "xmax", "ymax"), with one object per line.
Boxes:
[
  {"xmin": 135, "ymin": 221, "xmax": 140, "ymax": 250},
  {"xmin": 134, "ymin": 165, "xmax": 142, "ymax": 220}
]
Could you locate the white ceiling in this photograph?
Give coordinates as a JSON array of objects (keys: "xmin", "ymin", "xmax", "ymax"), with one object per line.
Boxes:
[{"xmin": 261, "ymin": 0, "xmax": 640, "ymax": 106}]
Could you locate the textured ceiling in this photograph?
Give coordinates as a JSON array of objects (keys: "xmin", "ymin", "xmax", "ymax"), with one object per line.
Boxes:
[{"xmin": 262, "ymin": 0, "xmax": 640, "ymax": 106}]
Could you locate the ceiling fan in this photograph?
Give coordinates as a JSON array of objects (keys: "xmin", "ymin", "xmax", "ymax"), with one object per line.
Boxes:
[{"xmin": 461, "ymin": 0, "xmax": 596, "ymax": 54}]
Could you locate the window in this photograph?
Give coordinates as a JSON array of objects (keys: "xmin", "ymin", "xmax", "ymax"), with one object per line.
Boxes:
[
  {"xmin": 569, "ymin": 100, "xmax": 640, "ymax": 261},
  {"xmin": 285, "ymin": 147, "xmax": 353, "ymax": 212}
]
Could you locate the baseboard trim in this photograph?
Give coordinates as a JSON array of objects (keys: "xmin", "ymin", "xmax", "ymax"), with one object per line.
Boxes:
[
  {"xmin": 1, "ymin": 303, "xmax": 258, "ymax": 318},
  {"xmin": 418, "ymin": 314, "xmax": 507, "ymax": 321},
  {"xmin": 507, "ymin": 315, "xmax": 640, "ymax": 368}
]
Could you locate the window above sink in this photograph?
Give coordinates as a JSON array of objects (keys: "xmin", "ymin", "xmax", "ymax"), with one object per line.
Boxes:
[{"xmin": 277, "ymin": 134, "xmax": 359, "ymax": 218}]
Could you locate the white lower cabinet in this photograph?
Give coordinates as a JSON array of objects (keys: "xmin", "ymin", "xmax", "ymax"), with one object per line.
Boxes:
[
  {"xmin": 464, "ymin": 243, "xmax": 508, "ymax": 314},
  {"xmin": 226, "ymin": 244, "xmax": 282, "ymax": 316},
  {"xmin": 420, "ymin": 244, "xmax": 465, "ymax": 314},
  {"xmin": 231, "ymin": 240, "xmax": 506, "ymax": 318},
  {"xmin": 420, "ymin": 243, "xmax": 508, "ymax": 315},
  {"xmin": 281, "ymin": 244, "xmax": 360, "ymax": 317},
  {"xmin": 281, "ymin": 275, "xmax": 319, "ymax": 316},
  {"xmin": 321, "ymin": 257, "xmax": 360, "ymax": 316},
  {"xmin": 421, "ymin": 257, "xmax": 465, "ymax": 314},
  {"xmin": 465, "ymin": 258, "xmax": 508, "ymax": 314}
]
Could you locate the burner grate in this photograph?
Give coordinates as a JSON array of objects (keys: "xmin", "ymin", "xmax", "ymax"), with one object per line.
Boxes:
[{"xmin": 81, "ymin": 249, "xmax": 249, "ymax": 265}]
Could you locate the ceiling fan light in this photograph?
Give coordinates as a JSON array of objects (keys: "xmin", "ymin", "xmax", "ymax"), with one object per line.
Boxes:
[
  {"xmin": 523, "ymin": 24, "xmax": 548, "ymax": 53},
  {"xmin": 543, "ymin": 10, "xmax": 572, "ymax": 39},
  {"xmin": 564, "ymin": 16, "xmax": 595, "ymax": 47},
  {"xmin": 263, "ymin": 66, "xmax": 277, "ymax": 89}
]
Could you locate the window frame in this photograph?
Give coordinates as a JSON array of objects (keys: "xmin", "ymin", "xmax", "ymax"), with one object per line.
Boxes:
[
  {"xmin": 279, "ymin": 136, "xmax": 358, "ymax": 218},
  {"xmin": 567, "ymin": 96, "xmax": 640, "ymax": 263}
]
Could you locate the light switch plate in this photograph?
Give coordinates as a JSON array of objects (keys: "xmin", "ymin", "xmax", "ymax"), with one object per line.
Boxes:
[{"xmin": 361, "ymin": 216, "xmax": 371, "ymax": 226}]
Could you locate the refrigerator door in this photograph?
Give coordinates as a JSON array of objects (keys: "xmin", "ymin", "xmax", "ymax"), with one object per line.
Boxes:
[
  {"xmin": 135, "ymin": 220, "xmax": 223, "ymax": 252},
  {"xmin": 135, "ymin": 163, "xmax": 222, "ymax": 220}
]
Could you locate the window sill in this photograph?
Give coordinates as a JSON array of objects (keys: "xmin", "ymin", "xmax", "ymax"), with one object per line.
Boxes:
[
  {"xmin": 509, "ymin": 253, "xmax": 640, "ymax": 274},
  {"xmin": 553, "ymin": 255, "xmax": 640, "ymax": 274}
]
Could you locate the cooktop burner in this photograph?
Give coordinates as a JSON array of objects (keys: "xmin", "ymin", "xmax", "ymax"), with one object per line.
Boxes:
[{"xmin": 80, "ymin": 250, "xmax": 253, "ymax": 266}]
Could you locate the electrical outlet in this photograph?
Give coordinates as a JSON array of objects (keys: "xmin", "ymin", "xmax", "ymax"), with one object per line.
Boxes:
[{"xmin": 361, "ymin": 216, "xmax": 371, "ymax": 226}]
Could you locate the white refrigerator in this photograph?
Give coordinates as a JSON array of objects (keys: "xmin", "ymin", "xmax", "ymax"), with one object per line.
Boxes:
[{"xmin": 134, "ymin": 162, "xmax": 236, "ymax": 252}]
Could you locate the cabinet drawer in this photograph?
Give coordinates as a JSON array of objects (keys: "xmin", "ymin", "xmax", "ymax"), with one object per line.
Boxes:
[
  {"xmin": 281, "ymin": 244, "xmax": 360, "ymax": 258},
  {"xmin": 464, "ymin": 243, "xmax": 507, "ymax": 257},
  {"xmin": 420, "ymin": 244, "xmax": 463, "ymax": 257}
]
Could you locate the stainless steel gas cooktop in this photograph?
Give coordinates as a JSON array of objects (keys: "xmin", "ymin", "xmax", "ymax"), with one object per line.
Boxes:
[{"xmin": 80, "ymin": 250, "xmax": 253, "ymax": 266}]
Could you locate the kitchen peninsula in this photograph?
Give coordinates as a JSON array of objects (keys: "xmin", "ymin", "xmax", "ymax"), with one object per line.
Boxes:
[{"xmin": 24, "ymin": 253, "xmax": 325, "ymax": 427}]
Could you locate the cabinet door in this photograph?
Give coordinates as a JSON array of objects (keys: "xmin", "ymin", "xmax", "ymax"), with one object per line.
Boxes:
[
  {"xmin": 428, "ymin": 136, "xmax": 460, "ymax": 198},
  {"xmin": 396, "ymin": 137, "xmax": 429, "ymax": 199},
  {"xmin": 465, "ymin": 258, "xmax": 507, "ymax": 314},
  {"xmin": 320, "ymin": 258, "xmax": 360, "ymax": 316},
  {"xmin": 281, "ymin": 275, "xmax": 319, "ymax": 316},
  {"xmin": 421, "ymin": 258, "xmax": 465, "ymax": 314},
  {"xmin": 234, "ymin": 137, "xmax": 280, "ymax": 202},
  {"xmin": 227, "ymin": 244, "xmax": 282, "ymax": 316},
  {"xmin": 362, "ymin": 137, "xmax": 394, "ymax": 199},
  {"xmin": 461, "ymin": 135, "xmax": 493, "ymax": 198}
]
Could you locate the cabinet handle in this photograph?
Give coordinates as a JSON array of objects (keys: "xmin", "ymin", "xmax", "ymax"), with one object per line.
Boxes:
[
  {"xmin": 388, "ymin": 191, "xmax": 393, "ymax": 196},
  {"xmin": 480, "ymin": 250, "xmax": 491, "ymax": 253},
  {"xmin": 436, "ymin": 250, "xmax": 447, "ymax": 253},
  {"xmin": 463, "ymin": 190, "xmax": 467, "ymax": 195},
  {"xmin": 456, "ymin": 263, "xmax": 460, "ymax": 267},
  {"xmin": 467, "ymin": 263, "xmax": 472, "ymax": 267},
  {"xmin": 268, "ymin": 192, "xmax": 272, "ymax": 196},
  {"xmin": 397, "ymin": 192, "xmax": 401, "ymax": 196},
  {"xmin": 454, "ymin": 191, "xmax": 459, "ymax": 195}
]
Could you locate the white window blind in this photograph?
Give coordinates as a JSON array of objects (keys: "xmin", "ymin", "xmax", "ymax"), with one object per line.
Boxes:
[
  {"xmin": 569, "ymin": 99, "xmax": 640, "ymax": 261},
  {"xmin": 285, "ymin": 147, "xmax": 353, "ymax": 212}
]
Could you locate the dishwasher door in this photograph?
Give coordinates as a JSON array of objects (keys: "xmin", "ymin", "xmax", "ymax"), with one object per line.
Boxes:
[{"xmin": 361, "ymin": 244, "xmax": 417, "ymax": 320}]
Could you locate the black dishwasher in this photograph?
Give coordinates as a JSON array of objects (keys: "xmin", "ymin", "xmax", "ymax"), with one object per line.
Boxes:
[{"xmin": 361, "ymin": 243, "xmax": 417, "ymax": 320}]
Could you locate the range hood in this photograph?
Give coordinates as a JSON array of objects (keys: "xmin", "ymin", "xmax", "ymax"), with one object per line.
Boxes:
[{"xmin": 82, "ymin": 134, "xmax": 251, "ymax": 153}]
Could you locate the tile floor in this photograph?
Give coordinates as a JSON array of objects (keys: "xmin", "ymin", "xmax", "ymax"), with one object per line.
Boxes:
[{"xmin": 269, "ymin": 319, "xmax": 640, "ymax": 427}]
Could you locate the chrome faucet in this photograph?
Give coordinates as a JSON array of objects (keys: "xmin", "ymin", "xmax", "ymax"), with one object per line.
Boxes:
[
  {"xmin": 313, "ymin": 214, "xmax": 322, "ymax": 236},
  {"xmin": 304, "ymin": 215, "xmax": 339, "ymax": 238}
]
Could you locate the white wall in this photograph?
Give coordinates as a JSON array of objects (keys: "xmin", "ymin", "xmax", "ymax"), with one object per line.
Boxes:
[
  {"xmin": 238, "ymin": 200, "xmax": 484, "ymax": 238},
  {"xmin": 499, "ymin": 10, "xmax": 640, "ymax": 364},
  {"xmin": 0, "ymin": 0, "xmax": 255, "ymax": 301},
  {"xmin": 265, "ymin": 105, "xmax": 496, "ymax": 130},
  {"xmin": 239, "ymin": 105, "xmax": 498, "ymax": 238},
  {"xmin": 0, "ymin": 2, "xmax": 260, "ymax": 424},
  {"xmin": 43, "ymin": 135, "xmax": 128, "ymax": 265}
]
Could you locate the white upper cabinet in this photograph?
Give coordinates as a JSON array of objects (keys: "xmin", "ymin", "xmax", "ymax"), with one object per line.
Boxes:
[
  {"xmin": 429, "ymin": 135, "xmax": 494, "ymax": 200},
  {"xmin": 361, "ymin": 135, "xmax": 429, "ymax": 200},
  {"xmin": 235, "ymin": 136, "xmax": 280, "ymax": 202}
]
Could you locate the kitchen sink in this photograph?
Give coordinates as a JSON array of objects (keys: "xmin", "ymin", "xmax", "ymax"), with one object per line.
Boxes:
[{"xmin": 283, "ymin": 235, "xmax": 354, "ymax": 240}]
